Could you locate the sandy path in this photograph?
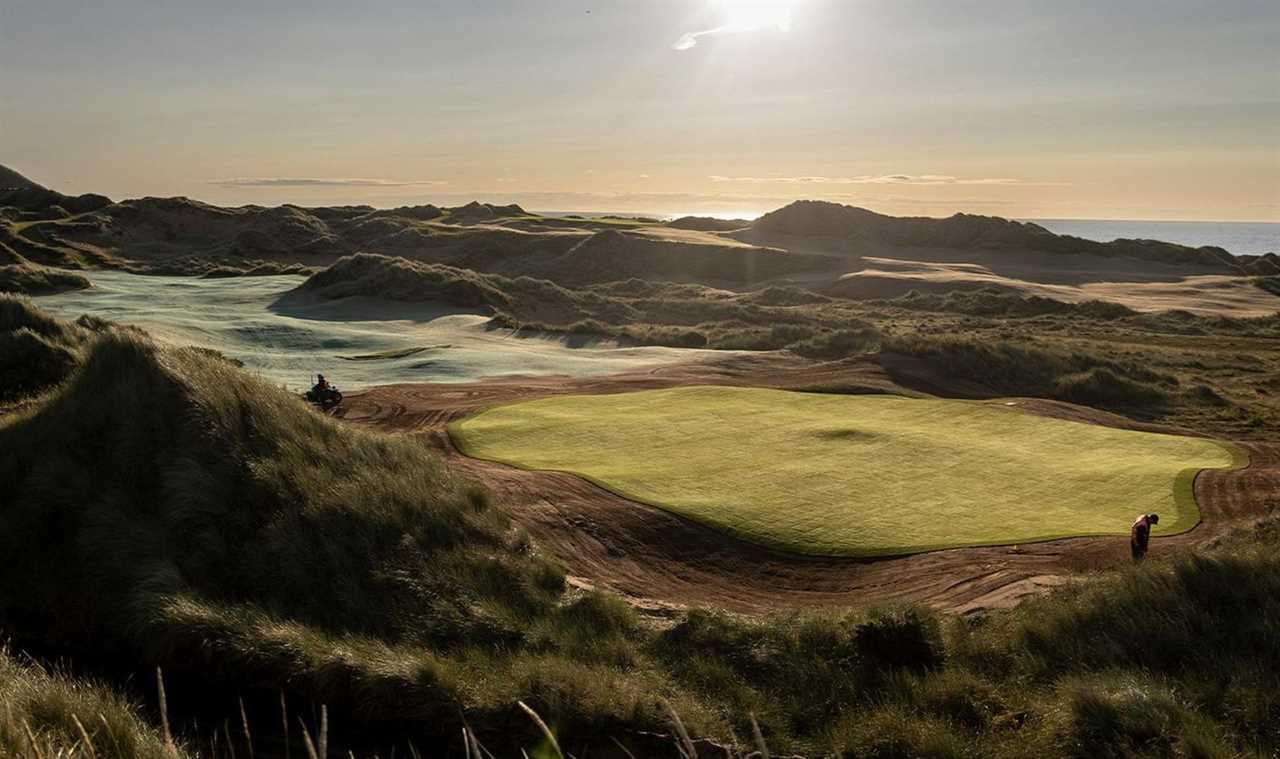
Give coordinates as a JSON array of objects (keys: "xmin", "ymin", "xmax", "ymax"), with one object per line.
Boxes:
[{"xmin": 336, "ymin": 352, "xmax": 1275, "ymax": 615}]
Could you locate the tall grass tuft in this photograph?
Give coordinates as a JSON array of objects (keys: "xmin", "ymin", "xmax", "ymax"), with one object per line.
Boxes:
[{"xmin": 0, "ymin": 646, "xmax": 188, "ymax": 759}]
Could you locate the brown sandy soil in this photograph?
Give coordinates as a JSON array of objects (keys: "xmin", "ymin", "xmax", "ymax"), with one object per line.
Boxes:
[{"xmin": 336, "ymin": 352, "xmax": 1276, "ymax": 615}]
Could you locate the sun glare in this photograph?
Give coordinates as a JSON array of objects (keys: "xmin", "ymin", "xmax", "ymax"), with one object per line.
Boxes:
[{"xmin": 719, "ymin": 0, "xmax": 796, "ymax": 33}]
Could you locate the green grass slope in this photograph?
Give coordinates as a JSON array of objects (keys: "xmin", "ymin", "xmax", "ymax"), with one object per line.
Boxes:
[{"xmin": 452, "ymin": 386, "xmax": 1242, "ymax": 556}]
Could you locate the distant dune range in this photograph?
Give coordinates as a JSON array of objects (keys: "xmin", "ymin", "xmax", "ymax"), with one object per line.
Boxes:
[{"xmin": 3, "ymin": 163, "xmax": 1278, "ymax": 320}]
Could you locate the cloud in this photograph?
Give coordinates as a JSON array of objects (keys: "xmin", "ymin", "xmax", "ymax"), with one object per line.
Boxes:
[
  {"xmin": 208, "ymin": 177, "xmax": 446, "ymax": 188},
  {"xmin": 673, "ymin": 29, "xmax": 718, "ymax": 50},
  {"xmin": 709, "ymin": 174, "xmax": 1050, "ymax": 186},
  {"xmin": 674, "ymin": 3, "xmax": 793, "ymax": 50}
]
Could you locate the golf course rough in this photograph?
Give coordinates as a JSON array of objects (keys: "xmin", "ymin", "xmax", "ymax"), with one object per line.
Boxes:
[{"xmin": 450, "ymin": 386, "xmax": 1245, "ymax": 557}]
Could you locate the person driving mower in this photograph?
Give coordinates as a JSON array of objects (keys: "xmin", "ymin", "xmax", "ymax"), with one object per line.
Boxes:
[{"xmin": 304, "ymin": 374, "xmax": 342, "ymax": 408}]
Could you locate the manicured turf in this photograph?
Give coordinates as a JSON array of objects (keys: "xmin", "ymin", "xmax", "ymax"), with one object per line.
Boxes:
[{"xmin": 451, "ymin": 386, "xmax": 1245, "ymax": 557}]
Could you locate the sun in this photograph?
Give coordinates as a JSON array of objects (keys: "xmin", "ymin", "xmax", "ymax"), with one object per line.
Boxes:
[{"xmin": 718, "ymin": 0, "xmax": 797, "ymax": 33}]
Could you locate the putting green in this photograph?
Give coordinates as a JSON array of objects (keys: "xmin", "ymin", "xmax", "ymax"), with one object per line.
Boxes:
[{"xmin": 450, "ymin": 386, "xmax": 1245, "ymax": 557}]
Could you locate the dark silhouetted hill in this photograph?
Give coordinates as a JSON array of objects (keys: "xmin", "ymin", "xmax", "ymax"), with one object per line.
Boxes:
[
  {"xmin": 0, "ymin": 163, "xmax": 112, "ymax": 217},
  {"xmin": 666, "ymin": 215, "xmax": 751, "ymax": 232},
  {"xmin": 550, "ymin": 228, "xmax": 836, "ymax": 287},
  {"xmin": 0, "ymin": 164, "xmax": 46, "ymax": 191},
  {"xmin": 3, "ymin": 185, "xmax": 1261, "ymax": 299},
  {"xmin": 748, "ymin": 200, "xmax": 1240, "ymax": 270},
  {"xmin": 444, "ymin": 200, "xmax": 528, "ymax": 223},
  {"xmin": 1239, "ymin": 252, "xmax": 1280, "ymax": 275}
]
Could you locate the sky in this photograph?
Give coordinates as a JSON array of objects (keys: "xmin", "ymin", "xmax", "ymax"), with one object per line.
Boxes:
[{"xmin": 2, "ymin": 0, "xmax": 1277, "ymax": 221}]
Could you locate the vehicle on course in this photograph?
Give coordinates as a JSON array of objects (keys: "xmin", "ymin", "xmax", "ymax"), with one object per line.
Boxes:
[{"xmin": 304, "ymin": 374, "xmax": 343, "ymax": 409}]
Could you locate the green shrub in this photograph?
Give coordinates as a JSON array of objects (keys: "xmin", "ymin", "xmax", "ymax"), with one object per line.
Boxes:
[
  {"xmin": 855, "ymin": 608, "xmax": 946, "ymax": 672},
  {"xmin": 916, "ymin": 670, "xmax": 1007, "ymax": 730},
  {"xmin": 668, "ymin": 328, "xmax": 709, "ymax": 348},
  {"xmin": 1187, "ymin": 384, "xmax": 1230, "ymax": 407},
  {"xmin": 888, "ymin": 288, "xmax": 1136, "ymax": 321},
  {"xmin": 1015, "ymin": 552, "xmax": 1280, "ymax": 678},
  {"xmin": 883, "ymin": 336, "xmax": 1174, "ymax": 415},
  {"xmin": 1054, "ymin": 368, "xmax": 1170, "ymax": 413},
  {"xmin": 826, "ymin": 707, "xmax": 969, "ymax": 759},
  {"xmin": 1049, "ymin": 676, "xmax": 1183, "ymax": 758},
  {"xmin": 1254, "ymin": 276, "xmax": 1280, "ymax": 297},
  {"xmin": 792, "ymin": 325, "xmax": 883, "ymax": 359},
  {"xmin": 770, "ymin": 322, "xmax": 817, "ymax": 344}
]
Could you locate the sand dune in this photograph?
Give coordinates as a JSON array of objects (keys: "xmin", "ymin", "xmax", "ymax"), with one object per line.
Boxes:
[{"xmin": 826, "ymin": 256, "xmax": 1280, "ymax": 317}]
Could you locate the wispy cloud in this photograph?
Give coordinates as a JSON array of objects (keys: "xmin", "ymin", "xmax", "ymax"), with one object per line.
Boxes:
[
  {"xmin": 673, "ymin": 28, "xmax": 724, "ymax": 50},
  {"xmin": 674, "ymin": 3, "xmax": 793, "ymax": 50},
  {"xmin": 208, "ymin": 177, "xmax": 447, "ymax": 188},
  {"xmin": 709, "ymin": 174, "xmax": 1053, "ymax": 186}
]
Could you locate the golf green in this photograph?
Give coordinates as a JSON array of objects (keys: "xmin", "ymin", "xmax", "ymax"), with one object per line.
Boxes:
[{"xmin": 450, "ymin": 386, "xmax": 1245, "ymax": 557}]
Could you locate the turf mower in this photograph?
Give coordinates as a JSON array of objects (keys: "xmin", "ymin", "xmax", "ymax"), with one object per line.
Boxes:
[{"xmin": 303, "ymin": 381, "xmax": 343, "ymax": 409}]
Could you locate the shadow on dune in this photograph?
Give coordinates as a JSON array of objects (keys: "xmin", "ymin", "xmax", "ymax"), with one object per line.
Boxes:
[{"xmin": 268, "ymin": 291, "xmax": 487, "ymax": 324}]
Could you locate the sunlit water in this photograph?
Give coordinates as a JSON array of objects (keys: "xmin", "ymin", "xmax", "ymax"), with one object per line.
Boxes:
[
  {"xmin": 32, "ymin": 271, "xmax": 726, "ymax": 391},
  {"xmin": 1028, "ymin": 219, "xmax": 1280, "ymax": 256}
]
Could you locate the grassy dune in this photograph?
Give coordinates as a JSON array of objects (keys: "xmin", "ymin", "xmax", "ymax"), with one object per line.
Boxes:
[
  {"xmin": 0, "ymin": 303, "xmax": 628, "ymax": 747},
  {"xmin": 0, "ymin": 262, "xmax": 90, "ymax": 295},
  {"xmin": 0, "ymin": 648, "xmax": 185, "ymax": 759},
  {"xmin": 0, "ymin": 295, "xmax": 104, "ymax": 404},
  {"xmin": 452, "ymin": 386, "xmax": 1242, "ymax": 556},
  {"xmin": 0, "ymin": 302, "xmax": 1276, "ymax": 755}
]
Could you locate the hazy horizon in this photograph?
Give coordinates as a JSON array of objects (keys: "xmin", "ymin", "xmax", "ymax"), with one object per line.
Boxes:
[{"xmin": 4, "ymin": 0, "xmax": 1277, "ymax": 222}]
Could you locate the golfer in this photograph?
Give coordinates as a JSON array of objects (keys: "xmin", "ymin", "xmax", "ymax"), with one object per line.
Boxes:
[{"xmin": 1130, "ymin": 513, "xmax": 1159, "ymax": 561}]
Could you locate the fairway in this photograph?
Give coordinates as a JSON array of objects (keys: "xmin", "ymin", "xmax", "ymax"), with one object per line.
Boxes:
[{"xmin": 451, "ymin": 386, "xmax": 1244, "ymax": 557}]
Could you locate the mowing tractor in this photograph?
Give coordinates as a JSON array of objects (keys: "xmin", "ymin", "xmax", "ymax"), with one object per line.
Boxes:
[{"xmin": 303, "ymin": 373, "xmax": 343, "ymax": 409}]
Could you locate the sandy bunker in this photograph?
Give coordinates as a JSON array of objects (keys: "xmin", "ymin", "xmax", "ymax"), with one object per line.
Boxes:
[{"xmin": 451, "ymin": 386, "xmax": 1243, "ymax": 557}]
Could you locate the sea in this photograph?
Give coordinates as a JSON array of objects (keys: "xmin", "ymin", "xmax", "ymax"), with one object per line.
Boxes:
[{"xmin": 1025, "ymin": 219, "xmax": 1280, "ymax": 256}]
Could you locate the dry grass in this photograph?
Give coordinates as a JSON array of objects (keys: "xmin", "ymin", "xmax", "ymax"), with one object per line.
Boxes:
[
  {"xmin": 0, "ymin": 262, "xmax": 90, "ymax": 295},
  {"xmin": 0, "ymin": 647, "xmax": 185, "ymax": 759},
  {"xmin": 2, "ymin": 302, "xmax": 1278, "ymax": 757}
]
